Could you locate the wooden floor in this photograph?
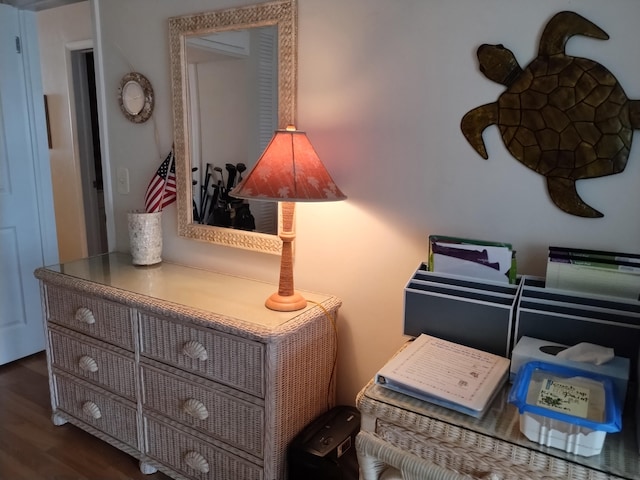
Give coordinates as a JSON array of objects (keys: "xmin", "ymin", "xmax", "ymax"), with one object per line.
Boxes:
[{"xmin": 0, "ymin": 352, "xmax": 172, "ymax": 480}]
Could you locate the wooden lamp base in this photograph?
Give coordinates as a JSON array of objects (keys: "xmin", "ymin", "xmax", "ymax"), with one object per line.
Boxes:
[
  {"xmin": 265, "ymin": 202, "xmax": 307, "ymax": 312},
  {"xmin": 265, "ymin": 291, "xmax": 307, "ymax": 312}
]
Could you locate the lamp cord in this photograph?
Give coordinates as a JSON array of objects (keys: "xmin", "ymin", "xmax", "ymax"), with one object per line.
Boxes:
[{"xmin": 307, "ymin": 299, "xmax": 339, "ymax": 411}]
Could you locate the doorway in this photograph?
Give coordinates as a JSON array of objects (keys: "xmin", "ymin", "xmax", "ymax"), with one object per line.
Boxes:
[
  {"xmin": 37, "ymin": 1, "xmax": 111, "ymax": 262},
  {"xmin": 70, "ymin": 48, "xmax": 108, "ymax": 256}
]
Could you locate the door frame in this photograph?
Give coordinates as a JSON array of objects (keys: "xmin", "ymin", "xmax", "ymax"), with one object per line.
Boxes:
[
  {"xmin": 18, "ymin": 8, "xmax": 59, "ymax": 266},
  {"xmin": 89, "ymin": 0, "xmax": 115, "ymax": 251}
]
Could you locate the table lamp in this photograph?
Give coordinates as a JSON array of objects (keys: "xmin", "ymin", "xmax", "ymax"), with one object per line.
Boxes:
[{"xmin": 231, "ymin": 125, "xmax": 346, "ymax": 311}]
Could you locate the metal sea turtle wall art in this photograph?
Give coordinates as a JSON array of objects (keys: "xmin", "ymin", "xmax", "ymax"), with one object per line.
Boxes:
[{"xmin": 461, "ymin": 11, "xmax": 640, "ymax": 218}]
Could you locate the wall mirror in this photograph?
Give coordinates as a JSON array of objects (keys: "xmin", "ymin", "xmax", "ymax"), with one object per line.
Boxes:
[{"xmin": 169, "ymin": 0, "xmax": 297, "ymax": 254}]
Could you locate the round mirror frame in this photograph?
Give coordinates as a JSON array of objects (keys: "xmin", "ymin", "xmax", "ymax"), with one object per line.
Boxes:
[{"xmin": 117, "ymin": 72, "xmax": 154, "ymax": 123}]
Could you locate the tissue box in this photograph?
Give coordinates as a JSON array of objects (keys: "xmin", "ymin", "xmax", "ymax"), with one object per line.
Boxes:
[
  {"xmin": 509, "ymin": 361, "xmax": 622, "ymax": 457},
  {"xmin": 510, "ymin": 337, "xmax": 630, "ymax": 404}
]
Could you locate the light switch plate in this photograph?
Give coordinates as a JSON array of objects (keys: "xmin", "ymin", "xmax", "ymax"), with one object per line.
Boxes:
[{"xmin": 117, "ymin": 167, "xmax": 129, "ymax": 194}]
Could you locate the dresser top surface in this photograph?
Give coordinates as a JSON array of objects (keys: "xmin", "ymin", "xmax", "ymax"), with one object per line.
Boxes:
[{"xmin": 36, "ymin": 252, "xmax": 337, "ymax": 330}]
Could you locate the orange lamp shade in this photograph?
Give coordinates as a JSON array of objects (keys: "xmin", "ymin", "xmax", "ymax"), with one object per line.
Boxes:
[{"xmin": 231, "ymin": 126, "xmax": 346, "ymax": 202}]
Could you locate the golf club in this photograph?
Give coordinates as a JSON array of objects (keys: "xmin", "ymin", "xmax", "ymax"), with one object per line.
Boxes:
[
  {"xmin": 236, "ymin": 163, "xmax": 247, "ymax": 185},
  {"xmin": 224, "ymin": 163, "xmax": 237, "ymax": 200}
]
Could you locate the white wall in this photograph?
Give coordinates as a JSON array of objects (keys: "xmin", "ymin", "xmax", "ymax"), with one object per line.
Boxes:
[
  {"xmin": 37, "ymin": 2, "xmax": 92, "ymax": 263},
  {"xmin": 198, "ymin": 59, "xmax": 249, "ymax": 175},
  {"xmin": 93, "ymin": 0, "xmax": 640, "ymax": 405}
]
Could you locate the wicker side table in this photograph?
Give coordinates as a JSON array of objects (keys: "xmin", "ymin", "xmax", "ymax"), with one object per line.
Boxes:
[
  {"xmin": 356, "ymin": 378, "xmax": 638, "ymax": 480},
  {"xmin": 356, "ymin": 430, "xmax": 470, "ymax": 480}
]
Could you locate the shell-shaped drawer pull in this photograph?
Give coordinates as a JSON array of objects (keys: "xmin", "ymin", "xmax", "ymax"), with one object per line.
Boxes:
[
  {"xmin": 82, "ymin": 401, "xmax": 102, "ymax": 419},
  {"xmin": 75, "ymin": 307, "xmax": 95, "ymax": 325},
  {"xmin": 78, "ymin": 355, "xmax": 98, "ymax": 373},
  {"xmin": 184, "ymin": 451, "xmax": 209, "ymax": 473},
  {"xmin": 182, "ymin": 340, "xmax": 208, "ymax": 361},
  {"xmin": 183, "ymin": 398, "xmax": 209, "ymax": 420}
]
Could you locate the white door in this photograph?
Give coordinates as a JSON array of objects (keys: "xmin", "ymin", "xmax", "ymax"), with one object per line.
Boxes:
[{"xmin": 0, "ymin": 4, "xmax": 58, "ymax": 365}]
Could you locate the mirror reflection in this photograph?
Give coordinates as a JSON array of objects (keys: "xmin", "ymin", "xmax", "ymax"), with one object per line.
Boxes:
[
  {"xmin": 169, "ymin": 0, "xmax": 297, "ymax": 254},
  {"xmin": 186, "ymin": 28, "xmax": 278, "ymax": 233}
]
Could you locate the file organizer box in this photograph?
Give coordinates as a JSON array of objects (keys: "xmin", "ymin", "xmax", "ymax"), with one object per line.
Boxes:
[
  {"xmin": 515, "ymin": 277, "xmax": 640, "ymax": 393},
  {"xmin": 403, "ymin": 264, "xmax": 521, "ymax": 357}
]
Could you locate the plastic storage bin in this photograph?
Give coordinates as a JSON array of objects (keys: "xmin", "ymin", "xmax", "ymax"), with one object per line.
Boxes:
[{"xmin": 509, "ymin": 361, "xmax": 622, "ymax": 457}]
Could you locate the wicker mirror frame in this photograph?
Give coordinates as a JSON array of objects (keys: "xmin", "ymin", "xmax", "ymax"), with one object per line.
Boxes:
[{"xmin": 169, "ymin": 0, "xmax": 297, "ymax": 254}]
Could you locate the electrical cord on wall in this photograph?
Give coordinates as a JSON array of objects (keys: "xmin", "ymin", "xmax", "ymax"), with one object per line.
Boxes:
[{"xmin": 307, "ymin": 299, "xmax": 339, "ymax": 411}]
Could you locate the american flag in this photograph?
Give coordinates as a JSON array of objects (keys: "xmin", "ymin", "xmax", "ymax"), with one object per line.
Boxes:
[{"xmin": 144, "ymin": 148, "xmax": 176, "ymax": 213}]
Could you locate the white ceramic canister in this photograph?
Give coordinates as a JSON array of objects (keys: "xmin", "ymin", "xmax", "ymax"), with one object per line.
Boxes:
[{"xmin": 128, "ymin": 211, "xmax": 162, "ymax": 265}]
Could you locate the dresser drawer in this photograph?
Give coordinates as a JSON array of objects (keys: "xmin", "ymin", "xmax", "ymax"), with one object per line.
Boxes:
[
  {"xmin": 49, "ymin": 329, "xmax": 136, "ymax": 400},
  {"xmin": 145, "ymin": 416, "xmax": 263, "ymax": 480},
  {"xmin": 45, "ymin": 285, "xmax": 135, "ymax": 350},
  {"xmin": 54, "ymin": 373, "xmax": 139, "ymax": 449},
  {"xmin": 139, "ymin": 313, "xmax": 265, "ymax": 397},
  {"xmin": 141, "ymin": 363, "xmax": 264, "ymax": 457}
]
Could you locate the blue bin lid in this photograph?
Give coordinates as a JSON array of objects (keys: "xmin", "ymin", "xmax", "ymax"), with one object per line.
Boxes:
[{"xmin": 508, "ymin": 361, "xmax": 622, "ymax": 433}]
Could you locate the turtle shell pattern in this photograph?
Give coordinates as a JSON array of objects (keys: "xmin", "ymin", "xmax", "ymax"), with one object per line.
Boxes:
[{"xmin": 497, "ymin": 54, "xmax": 632, "ymax": 180}]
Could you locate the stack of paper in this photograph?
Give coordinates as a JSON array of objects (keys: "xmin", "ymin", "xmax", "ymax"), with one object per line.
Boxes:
[
  {"xmin": 375, "ymin": 334, "xmax": 510, "ymax": 418},
  {"xmin": 545, "ymin": 246, "xmax": 640, "ymax": 300},
  {"xmin": 428, "ymin": 235, "xmax": 516, "ymax": 284}
]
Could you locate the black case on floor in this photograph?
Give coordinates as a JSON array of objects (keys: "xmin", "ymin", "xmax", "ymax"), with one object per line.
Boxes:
[{"xmin": 287, "ymin": 405, "xmax": 360, "ymax": 480}]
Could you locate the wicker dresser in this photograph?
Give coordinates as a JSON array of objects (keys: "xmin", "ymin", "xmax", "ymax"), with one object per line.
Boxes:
[
  {"xmin": 34, "ymin": 252, "xmax": 341, "ymax": 480},
  {"xmin": 356, "ymin": 370, "xmax": 640, "ymax": 479}
]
